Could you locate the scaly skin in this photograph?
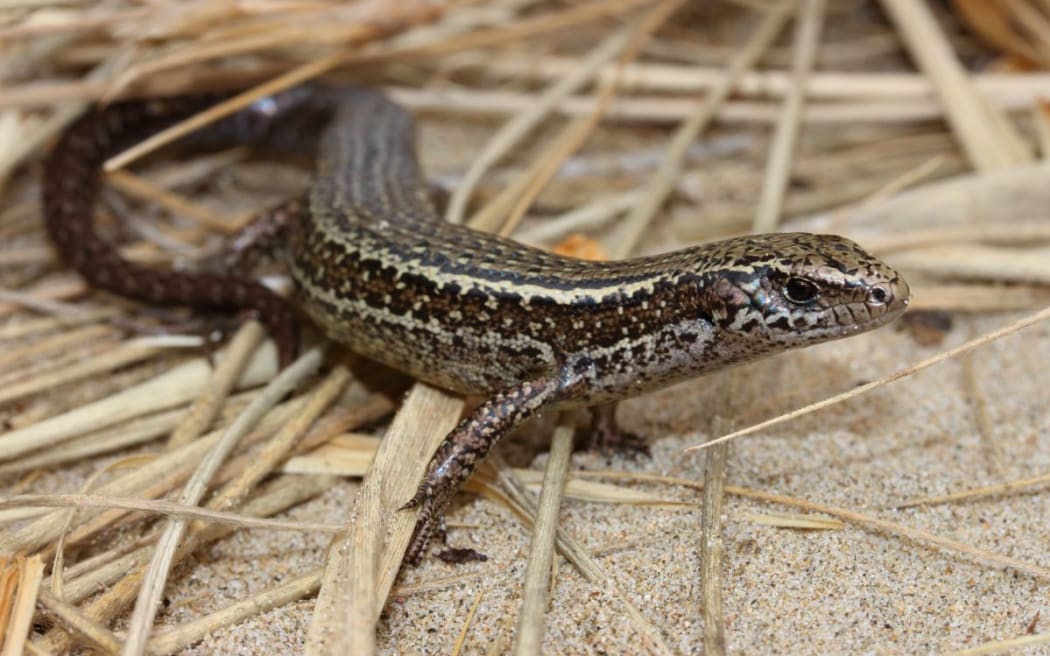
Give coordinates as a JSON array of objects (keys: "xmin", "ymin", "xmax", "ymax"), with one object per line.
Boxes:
[{"xmin": 42, "ymin": 86, "xmax": 910, "ymax": 563}]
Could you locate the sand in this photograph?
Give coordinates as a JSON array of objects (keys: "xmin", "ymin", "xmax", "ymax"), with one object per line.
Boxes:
[{"xmin": 150, "ymin": 310, "xmax": 1049, "ymax": 654}]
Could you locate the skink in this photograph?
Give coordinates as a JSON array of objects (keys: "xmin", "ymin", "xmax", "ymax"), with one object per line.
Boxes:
[{"xmin": 42, "ymin": 86, "xmax": 910, "ymax": 562}]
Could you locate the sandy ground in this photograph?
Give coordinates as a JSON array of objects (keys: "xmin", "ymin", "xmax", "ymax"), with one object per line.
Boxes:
[
  {"xmin": 142, "ymin": 306, "xmax": 1048, "ymax": 655},
  {"xmin": 6, "ymin": 33, "xmax": 1050, "ymax": 654}
]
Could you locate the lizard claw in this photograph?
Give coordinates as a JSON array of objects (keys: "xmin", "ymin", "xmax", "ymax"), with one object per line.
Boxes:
[
  {"xmin": 402, "ymin": 490, "xmax": 490, "ymax": 565},
  {"xmin": 403, "ymin": 493, "xmax": 441, "ymax": 564},
  {"xmin": 398, "ymin": 488, "xmax": 426, "ymax": 512}
]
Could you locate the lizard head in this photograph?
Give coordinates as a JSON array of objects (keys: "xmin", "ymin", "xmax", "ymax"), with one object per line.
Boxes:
[{"xmin": 701, "ymin": 233, "xmax": 910, "ymax": 348}]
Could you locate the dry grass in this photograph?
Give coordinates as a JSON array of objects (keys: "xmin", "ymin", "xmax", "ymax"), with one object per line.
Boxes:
[{"xmin": 1, "ymin": 0, "xmax": 1049, "ymax": 654}]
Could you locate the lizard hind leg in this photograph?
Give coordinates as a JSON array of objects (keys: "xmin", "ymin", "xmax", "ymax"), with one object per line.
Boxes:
[
  {"xmin": 401, "ymin": 376, "xmax": 565, "ymax": 564},
  {"xmin": 185, "ymin": 195, "xmax": 306, "ymax": 366},
  {"xmin": 587, "ymin": 402, "xmax": 651, "ymax": 456},
  {"xmin": 219, "ymin": 195, "xmax": 305, "ymax": 273}
]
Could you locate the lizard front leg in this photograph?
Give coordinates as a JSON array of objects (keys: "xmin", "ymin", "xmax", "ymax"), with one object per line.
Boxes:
[{"xmin": 400, "ymin": 375, "xmax": 567, "ymax": 564}]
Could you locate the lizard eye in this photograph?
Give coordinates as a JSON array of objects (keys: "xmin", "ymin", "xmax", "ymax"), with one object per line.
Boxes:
[
  {"xmin": 869, "ymin": 285, "xmax": 889, "ymax": 304},
  {"xmin": 784, "ymin": 277, "xmax": 820, "ymax": 304}
]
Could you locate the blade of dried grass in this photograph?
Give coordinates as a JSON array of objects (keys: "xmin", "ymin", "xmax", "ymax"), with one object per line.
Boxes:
[
  {"xmin": 41, "ymin": 376, "xmax": 352, "ymax": 651},
  {"xmin": 908, "ymin": 284, "xmax": 1050, "ymax": 312},
  {"xmin": 513, "ymin": 422, "xmax": 572, "ymax": 656},
  {"xmin": 303, "ymin": 384, "xmax": 462, "ymax": 656},
  {"xmin": 509, "ymin": 469, "xmax": 698, "ymax": 507},
  {"xmin": 0, "ymin": 339, "xmax": 165, "ymax": 409},
  {"xmin": 17, "ymin": 59, "xmax": 1050, "ymax": 113},
  {"xmin": 729, "ymin": 485, "xmax": 1050, "ymax": 582},
  {"xmin": 458, "ymin": 54, "xmax": 1050, "ymax": 101},
  {"xmin": 0, "ymin": 494, "xmax": 342, "ymax": 534},
  {"xmin": 0, "ymin": 345, "xmax": 277, "ymax": 462},
  {"xmin": 215, "ymin": 392, "xmax": 396, "ymax": 488},
  {"xmin": 753, "ymin": 0, "xmax": 825, "ymax": 232},
  {"xmin": 739, "ymin": 511, "xmax": 844, "ymax": 530},
  {"xmin": 675, "ymin": 163, "xmax": 965, "ymax": 243},
  {"xmin": 516, "ymin": 190, "xmax": 643, "ymax": 245},
  {"xmin": 101, "ymin": 0, "xmax": 658, "ymax": 174},
  {"xmin": 879, "ymin": 0, "xmax": 1032, "ymax": 171},
  {"xmin": 148, "ymin": 569, "xmax": 323, "ymax": 656},
  {"xmin": 684, "ymin": 304, "xmax": 1050, "ymax": 453},
  {"xmin": 34, "ymin": 474, "xmax": 338, "ymax": 653},
  {"xmin": 0, "ymin": 0, "xmax": 657, "ymax": 112},
  {"xmin": 494, "ymin": 466, "xmax": 674, "ymax": 655},
  {"xmin": 611, "ymin": 0, "xmax": 791, "ymax": 255},
  {"xmin": 0, "ymin": 400, "xmax": 244, "ymax": 475},
  {"xmin": 55, "ymin": 475, "xmax": 335, "ymax": 606},
  {"xmin": 894, "ymin": 471, "xmax": 1050, "ymax": 509},
  {"xmin": 0, "ymin": 386, "xmax": 303, "ymax": 556},
  {"xmin": 0, "ymin": 5, "xmax": 149, "ymax": 40},
  {"xmin": 471, "ymin": 0, "xmax": 685, "ymax": 235},
  {"xmin": 287, "ymin": 434, "xmax": 698, "ymax": 506},
  {"xmin": 0, "ymin": 508, "xmax": 49, "ymax": 526},
  {"xmin": 453, "ymin": 590, "xmax": 486, "ymax": 656},
  {"xmin": 346, "ymin": 456, "xmax": 380, "ymax": 656},
  {"xmin": 862, "ymin": 221, "xmax": 1050, "ymax": 253},
  {"xmin": 0, "ymin": 323, "xmax": 116, "ymax": 371},
  {"xmin": 103, "ymin": 1, "xmax": 449, "ymax": 100},
  {"xmin": 0, "ymin": 277, "xmax": 87, "ymax": 319},
  {"xmin": 209, "ymin": 365, "xmax": 352, "ymax": 513},
  {"xmin": 121, "ymin": 346, "xmax": 324, "ymax": 656},
  {"xmin": 444, "ymin": 27, "xmax": 633, "ymax": 225},
  {"xmin": 167, "ymin": 321, "xmax": 263, "ymax": 448},
  {"xmin": 856, "ymin": 154, "xmax": 948, "ymax": 207},
  {"xmin": 0, "ymin": 556, "xmax": 42, "ymax": 656},
  {"xmin": 576, "ymin": 470, "xmax": 1050, "ymax": 581},
  {"xmin": 48, "ymin": 530, "xmax": 157, "ymax": 595},
  {"xmin": 0, "ymin": 308, "xmax": 120, "ymax": 341},
  {"xmin": 287, "ymin": 439, "xmax": 700, "ymax": 507},
  {"xmin": 700, "ymin": 405, "xmax": 736, "ymax": 655},
  {"xmin": 391, "ymin": 85, "xmax": 971, "ymax": 124},
  {"xmin": 105, "ymin": 170, "xmax": 236, "ymax": 233},
  {"xmin": 840, "ymin": 161, "xmax": 1050, "ymax": 243},
  {"xmin": 0, "ymin": 557, "xmax": 15, "ymax": 642},
  {"xmin": 647, "ymin": 25, "xmax": 899, "ymax": 66},
  {"xmin": 36, "ymin": 587, "xmax": 121, "ymax": 655},
  {"xmin": 0, "ymin": 241, "xmax": 43, "ymax": 265},
  {"xmin": 944, "ymin": 632, "xmax": 1050, "ymax": 656},
  {"xmin": 889, "ymin": 245, "xmax": 1050, "ymax": 284},
  {"xmin": 1036, "ymin": 101, "xmax": 1050, "ymax": 159},
  {"xmin": 390, "ymin": 0, "xmax": 538, "ymax": 48}
]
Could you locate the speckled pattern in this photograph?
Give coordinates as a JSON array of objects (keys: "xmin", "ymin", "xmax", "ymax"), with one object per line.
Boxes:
[{"xmin": 42, "ymin": 87, "xmax": 911, "ymax": 564}]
